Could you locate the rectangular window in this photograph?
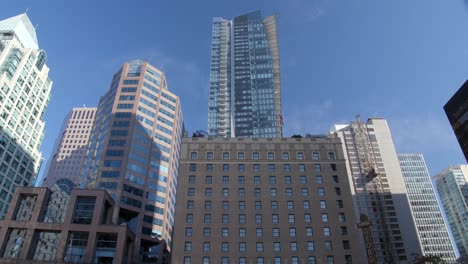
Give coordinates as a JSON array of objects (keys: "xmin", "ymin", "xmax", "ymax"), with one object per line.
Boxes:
[
  {"xmin": 186, "ymin": 214, "xmax": 193, "ymax": 223},
  {"xmin": 207, "ymin": 152, "xmax": 214, "ymax": 160},
  {"xmin": 303, "ymin": 201, "xmax": 310, "ymax": 209},
  {"xmin": 222, "ymin": 228, "xmax": 229, "ymax": 237},
  {"xmin": 188, "ymin": 175, "xmax": 195, "ymax": 184},
  {"xmin": 255, "ymin": 201, "xmax": 262, "ymax": 210},
  {"xmin": 239, "ymin": 228, "xmax": 246, "ymax": 237},
  {"xmin": 223, "ymin": 164, "xmax": 229, "ymax": 172},
  {"xmin": 288, "ymin": 214, "xmax": 295, "ymax": 223},
  {"xmin": 253, "ymin": 164, "xmax": 260, "ymax": 172},
  {"xmin": 184, "ymin": 242, "xmax": 192, "ymax": 251},
  {"xmin": 328, "ymin": 152, "xmax": 336, "ymax": 160},
  {"xmin": 284, "ymin": 164, "xmax": 291, "ymax": 172},
  {"xmin": 223, "ymin": 152, "xmax": 229, "ymax": 160},
  {"xmin": 314, "ymin": 164, "xmax": 321, "ymax": 171},
  {"xmin": 268, "ymin": 164, "xmax": 275, "ymax": 172},
  {"xmin": 206, "ymin": 176, "xmax": 212, "ymax": 184},
  {"xmin": 223, "ymin": 176, "xmax": 229, "ymax": 184},
  {"xmin": 190, "ymin": 152, "xmax": 197, "ymax": 160},
  {"xmin": 256, "ymin": 229, "xmax": 263, "ymax": 238},
  {"xmin": 203, "ymin": 228, "xmax": 211, "ymax": 237},
  {"xmin": 312, "ymin": 151, "xmax": 320, "ymax": 160},
  {"xmin": 323, "ymin": 227, "xmax": 331, "ymax": 236},
  {"xmin": 204, "ymin": 201, "xmax": 211, "ymax": 209},
  {"xmin": 307, "ymin": 241, "xmax": 315, "ymax": 251},
  {"xmin": 72, "ymin": 197, "xmax": 96, "ymax": 224},
  {"xmin": 285, "ymin": 176, "xmax": 291, "ymax": 184},
  {"xmin": 206, "ymin": 164, "xmax": 213, "ymax": 172},
  {"xmin": 185, "ymin": 227, "xmax": 192, "ymax": 237},
  {"xmin": 272, "ymin": 214, "xmax": 279, "ymax": 223},
  {"xmin": 268, "ymin": 152, "xmax": 274, "ymax": 160},
  {"xmin": 238, "ymin": 164, "xmax": 245, "ymax": 172},
  {"xmin": 187, "ymin": 200, "xmax": 194, "ymax": 209},
  {"xmin": 339, "ymin": 213, "xmax": 346, "ymax": 222},
  {"xmin": 222, "ymin": 214, "xmax": 229, "ymax": 223},
  {"xmin": 222, "ymin": 201, "xmax": 229, "ymax": 210},
  {"xmin": 254, "ymin": 176, "xmax": 260, "ymax": 184},
  {"xmin": 238, "ymin": 188, "xmax": 245, "ymax": 197},
  {"xmin": 273, "ymin": 228, "xmax": 280, "ymax": 237},
  {"xmin": 222, "ymin": 242, "xmax": 229, "ymax": 252},
  {"xmin": 222, "ymin": 188, "xmax": 229, "ymax": 197},
  {"xmin": 296, "ymin": 152, "xmax": 304, "ymax": 160},
  {"xmin": 203, "ymin": 242, "xmax": 210, "ymax": 252},
  {"xmin": 306, "ymin": 227, "xmax": 313, "ymax": 237},
  {"xmin": 300, "ymin": 175, "xmax": 307, "ymax": 184},
  {"xmin": 189, "ymin": 164, "xmax": 196, "ymax": 171},
  {"xmin": 337, "ymin": 200, "xmax": 344, "ymax": 208},
  {"xmin": 204, "ymin": 214, "xmax": 211, "ymax": 223},
  {"xmin": 286, "ymin": 188, "xmax": 293, "ymax": 196},
  {"xmin": 239, "ymin": 201, "xmax": 245, "ymax": 210},
  {"xmin": 318, "ymin": 188, "xmax": 325, "ymax": 196},
  {"xmin": 238, "ymin": 176, "xmax": 245, "ymax": 184},
  {"xmin": 205, "ymin": 188, "xmax": 212, "ymax": 197},
  {"xmin": 290, "ymin": 242, "xmax": 297, "ymax": 252},
  {"xmin": 269, "ymin": 176, "xmax": 276, "ymax": 184},
  {"xmin": 237, "ymin": 152, "xmax": 244, "ymax": 160},
  {"xmin": 282, "ymin": 152, "xmax": 289, "ymax": 160},
  {"xmin": 305, "ymin": 213, "xmax": 312, "ymax": 223},
  {"xmin": 252, "ymin": 152, "xmax": 260, "ymax": 160},
  {"xmin": 316, "ymin": 176, "xmax": 323, "ymax": 184},
  {"xmin": 187, "ymin": 188, "xmax": 195, "ymax": 196},
  {"xmin": 320, "ymin": 200, "xmax": 327, "ymax": 209},
  {"xmin": 239, "ymin": 242, "xmax": 246, "ymax": 252},
  {"xmin": 256, "ymin": 242, "xmax": 263, "ymax": 252},
  {"xmin": 289, "ymin": 227, "xmax": 296, "ymax": 237},
  {"xmin": 255, "ymin": 188, "xmax": 261, "ymax": 197},
  {"xmin": 273, "ymin": 242, "xmax": 280, "ymax": 252},
  {"xmin": 302, "ymin": 188, "xmax": 308, "ymax": 196},
  {"xmin": 255, "ymin": 214, "xmax": 262, "ymax": 223},
  {"xmin": 270, "ymin": 188, "xmax": 277, "ymax": 197},
  {"xmin": 239, "ymin": 214, "xmax": 246, "ymax": 223},
  {"xmin": 299, "ymin": 164, "xmax": 306, "ymax": 172},
  {"xmin": 287, "ymin": 201, "xmax": 294, "ymax": 209},
  {"xmin": 271, "ymin": 201, "xmax": 278, "ymax": 210},
  {"xmin": 322, "ymin": 213, "xmax": 328, "ymax": 222}
]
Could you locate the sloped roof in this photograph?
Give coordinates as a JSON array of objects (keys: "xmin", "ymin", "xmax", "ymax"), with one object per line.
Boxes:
[{"xmin": 0, "ymin": 13, "xmax": 38, "ymax": 49}]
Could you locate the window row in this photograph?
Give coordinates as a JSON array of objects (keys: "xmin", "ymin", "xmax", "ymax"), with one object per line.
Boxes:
[
  {"xmin": 189, "ymin": 175, "xmax": 340, "ymax": 185},
  {"xmin": 184, "ymin": 212, "xmax": 347, "ymax": 224},
  {"xmin": 186, "ymin": 188, "xmax": 344, "ymax": 199},
  {"xmin": 184, "ymin": 226, "xmax": 349, "ymax": 238},
  {"xmin": 189, "ymin": 163, "xmax": 338, "ymax": 172},
  {"xmin": 190, "ymin": 151, "xmax": 336, "ymax": 161}
]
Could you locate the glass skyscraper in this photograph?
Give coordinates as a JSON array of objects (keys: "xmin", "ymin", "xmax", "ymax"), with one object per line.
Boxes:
[
  {"xmin": 434, "ymin": 165, "xmax": 468, "ymax": 258},
  {"xmin": 398, "ymin": 154, "xmax": 457, "ymax": 263},
  {"xmin": 208, "ymin": 11, "xmax": 282, "ymax": 138},
  {"xmin": 0, "ymin": 14, "xmax": 52, "ymax": 218},
  {"xmin": 81, "ymin": 60, "xmax": 183, "ymax": 262}
]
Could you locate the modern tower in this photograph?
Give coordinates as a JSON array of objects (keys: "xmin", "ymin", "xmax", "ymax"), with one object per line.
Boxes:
[
  {"xmin": 398, "ymin": 154, "xmax": 457, "ymax": 263},
  {"xmin": 81, "ymin": 60, "xmax": 184, "ymax": 262},
  {"xmin": 0, "ymin": 14, "xmax": 52, "ymax": 218},
  {"xmin": 172, "ymin": 137, "xmax": 364, "ymax": 264},
  {"xmin": 434, "ymin": 165, "xmax": 468, "ymax": 258},
  {"xmin": 330, "ymin": 117, "xmax": 421, "ymax": 263},
  {"xmin": 444, "ymin": 80, "xmax": 468, "ymax": 161},
  {"xmin": 208, "ymin": 11, "xmax": 282, "ymax": 138},
  {"xmin": 41, "ymin": 107, "xmax": 96, "ymax": 188}
]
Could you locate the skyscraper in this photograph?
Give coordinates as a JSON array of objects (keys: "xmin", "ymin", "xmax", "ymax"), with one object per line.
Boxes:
[
  {"xmin": 172, "ymin": 137, "xmax": 364, "ymax": 264},
  {"xmin": 434, "ymin": 165, "xmax": 468, "ymax": 258},
  {"xmin": 444, "ymin": 80, "xmax": 468, "ymax": 161},
  {"xmin": 0, "ymin": 14, "xmax": 52, "ymax": 218},
  {"xmin": 81, "ymin": 60, "xmax": 183, "ymax": 262},
  {"xmin": 41, "ymin": 107, "xmax": 96, "ymax": 188},
  {"xmin": 330, "ymin": 117, "xmax": 421, "ymax": 263},
  {"xmin": 398, "ymin": 154, "xmax": 457, "ymax": 263},
  {"xmin": 208, "ymin": 11, "xmax": 282, "ymax": 138}
]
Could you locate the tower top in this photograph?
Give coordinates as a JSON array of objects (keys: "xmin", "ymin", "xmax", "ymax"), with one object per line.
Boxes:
[{"xmin": 0, "ymin": 13, "xmax": 39, "ymax": 49}]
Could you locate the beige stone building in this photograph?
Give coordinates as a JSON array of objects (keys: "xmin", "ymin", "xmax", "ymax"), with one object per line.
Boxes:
[{"xmin": 172, "ymin": 137, "xmax": 364, "ymax": 264}]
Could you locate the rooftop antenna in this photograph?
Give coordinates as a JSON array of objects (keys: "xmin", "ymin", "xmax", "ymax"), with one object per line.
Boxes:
[
  {"xmin": 35, "ymin": 24, "xmax": 39, "ymax": 30},
  {"xmin": 24, "ymin": 8, "xmax": 30, "ymax": 15}
]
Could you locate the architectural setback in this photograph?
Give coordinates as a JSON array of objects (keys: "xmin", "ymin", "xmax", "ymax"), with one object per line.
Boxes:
[{"xmin": 172, "ymin": 137, "xmax": 363, "ymax": 264}]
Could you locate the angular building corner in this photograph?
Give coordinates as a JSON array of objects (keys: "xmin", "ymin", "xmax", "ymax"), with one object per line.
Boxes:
[{"xmin": 0, "ymin": 14, "xmax": 52, "ymax": 218}]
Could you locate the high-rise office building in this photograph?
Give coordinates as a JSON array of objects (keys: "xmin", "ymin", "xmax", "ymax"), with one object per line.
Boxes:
[
  {"xmin": 81, "ymin": 60, "xmax": 183, "ymax": 262},
  {"xmin": 172, "ymin": 137, "xmax": 364, "ymax": 264},
  {"xmin": 41, "ymin": 107, "xmax": 96, "ymax": 188},
  {"xmin": 0, "ymin": 14, "xmax": 52, "ymax": 218},
  {"xmin": 398, "ymin": 154, "xmax": 457, "ymax": 263},
  {"xmin": 330, "ymin": 117, "xmax": 421, "ymax": 263},
  {"xmin": 208, "ymin": 11, "xmax": 282, "ymax": 138},
  {"xmin": 444, "ymin": 80, "xmax": 468, "ymax": 161},
  {"xmin": 434, "ymin": 165, "xmax": 468, "ymax": 258}
]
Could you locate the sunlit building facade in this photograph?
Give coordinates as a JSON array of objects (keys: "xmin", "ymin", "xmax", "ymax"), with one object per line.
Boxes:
[
  {"xmin": 398, "ymin": 154, "xmax": 457, "ymax": 263},
  {"xmin": 434, "ymin": 165, "xmax": 468, "ymax": 258},
  {"xmin": 81, "ymin": 60, "xmax": 183, "ymax": 262},
  {"xmin": 41, "ymin": 107, "xmax": 96, "ymax": 188},
  {"xmin": 330, "ymin": 118, "xmax": 421, "ymax": 263},
  {"xmin": 208, "ymin": 11, "xmax": 282, "ymax": 138},
  {"xmin": 0, "ymin": 14, "xmax": 52, "ymax": 218}
]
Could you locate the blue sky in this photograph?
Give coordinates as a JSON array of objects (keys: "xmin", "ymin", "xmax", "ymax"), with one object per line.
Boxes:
[{"xmin": 2, "ymin": 0, "xmax": 467, "ymax": 178}]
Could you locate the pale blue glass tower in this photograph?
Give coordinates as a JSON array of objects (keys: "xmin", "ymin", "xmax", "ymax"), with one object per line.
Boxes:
[{"xmin": 208, "ymin": 11, "xmax": 282, "ymax": 138}]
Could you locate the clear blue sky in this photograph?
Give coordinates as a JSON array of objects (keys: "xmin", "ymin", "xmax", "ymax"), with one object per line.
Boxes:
[{"xmin": 2, "ymin": 0, "xmax": 467, "ymax": 178}]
